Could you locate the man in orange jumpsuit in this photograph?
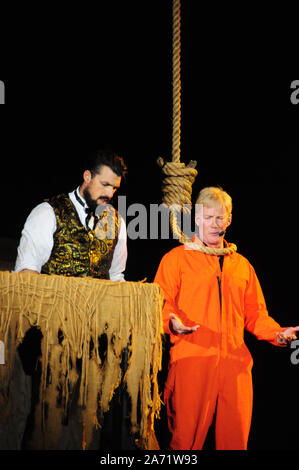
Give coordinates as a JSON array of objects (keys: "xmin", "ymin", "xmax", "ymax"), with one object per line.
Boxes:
[{"xmin": 154, "ymin": 187, "xmax": 299, "ymax": 450}]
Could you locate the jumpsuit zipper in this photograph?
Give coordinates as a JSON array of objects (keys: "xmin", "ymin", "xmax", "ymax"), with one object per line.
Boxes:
[
  {"xmin": 217, "ymin": 258, "xmax": 224, "ymax": 392},
  {"xmin": 217, "ymin": 275, "xmax": 222, "ymax": 313},
  {"xmin": 217, "ymin": 255, "xmax": 223, "ymax": 313}
]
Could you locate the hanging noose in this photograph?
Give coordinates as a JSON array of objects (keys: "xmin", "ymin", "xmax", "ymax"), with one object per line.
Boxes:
[{"xmin": 157, "ymin": 0, "xmax": 237, "ymax": 256}]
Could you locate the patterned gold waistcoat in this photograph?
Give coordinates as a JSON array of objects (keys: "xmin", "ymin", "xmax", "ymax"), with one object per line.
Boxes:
[{"xmin": 41, "ymin": 194, "xmax": 119, "ymax": 279}]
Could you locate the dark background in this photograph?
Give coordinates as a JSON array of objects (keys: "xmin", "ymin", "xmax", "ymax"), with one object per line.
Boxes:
[{"xmin": 1, "ymin": 0, "xmax": 299, "ymax": 452}]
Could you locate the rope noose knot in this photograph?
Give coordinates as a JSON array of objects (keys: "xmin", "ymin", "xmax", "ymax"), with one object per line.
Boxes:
[
  {"xmin": 157, "ymin": 156, "xmax": 237, "ymax": 254},
  {"xmin": 156, "ymin": 157, "xmax": 198, "ymax": 215}
]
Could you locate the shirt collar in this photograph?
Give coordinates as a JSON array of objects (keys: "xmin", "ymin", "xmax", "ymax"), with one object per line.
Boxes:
[
  {"xmin": 74, "ymin": 187, "xmax": 88, "ymax": 209},
  {"xmin": 192, "ymin": 233, "xmax": 227, "ymax": 248}
]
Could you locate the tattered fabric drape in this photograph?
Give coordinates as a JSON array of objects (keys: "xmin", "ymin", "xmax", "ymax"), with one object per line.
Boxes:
[{"xmin": 0, "ymin": 271, "xmax": 164, "ymax": 450}]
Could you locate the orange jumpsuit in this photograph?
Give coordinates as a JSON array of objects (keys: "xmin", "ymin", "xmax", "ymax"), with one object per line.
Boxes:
[{"xmin": 154, "ymin": 240, "xmax": 285, "ymax": 450}]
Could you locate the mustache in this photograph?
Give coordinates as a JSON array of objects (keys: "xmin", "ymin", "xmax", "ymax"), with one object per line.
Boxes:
[{"xmin": 83, "ymin": 189, "xmax": 111, "ymax": 211}]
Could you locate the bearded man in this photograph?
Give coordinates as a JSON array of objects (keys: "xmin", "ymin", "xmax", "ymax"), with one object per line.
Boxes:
[
  {"xmin": 14, "ymin": 149, "xmax": 127, "ymax": 280},
  {"xmin": 12, "ymin": 149, "xmax": 130, "ymax": 450}
]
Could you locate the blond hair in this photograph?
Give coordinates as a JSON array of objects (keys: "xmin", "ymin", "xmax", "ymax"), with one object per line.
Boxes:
[{"xmin": 195, "ymin": 186, "xmax": 232, "ymax": 214}]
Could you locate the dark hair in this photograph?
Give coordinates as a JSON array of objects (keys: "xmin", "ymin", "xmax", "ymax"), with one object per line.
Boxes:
[{"xmin": 86, "ymin": 149, "xmax": 128, "ymax": 178}]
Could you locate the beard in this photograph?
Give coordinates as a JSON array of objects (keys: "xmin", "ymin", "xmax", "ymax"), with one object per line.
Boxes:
[{"xmin": 83, "ymin": 188, "xmax": 110, "ymax": 212}]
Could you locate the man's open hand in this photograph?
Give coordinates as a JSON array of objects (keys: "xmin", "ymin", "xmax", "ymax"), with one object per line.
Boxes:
[{"xmin": 169, "ymin": 313, "xmax": 200, "ymax": 335}]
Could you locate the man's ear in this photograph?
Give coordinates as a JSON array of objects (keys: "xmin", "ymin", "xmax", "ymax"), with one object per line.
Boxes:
[
  {"xmin": 194, "ymin": 213, "xmax": 201, "ymax": 229},
  {"xmin": 83, "ymin": 170, "xmax": 92, "ymax": 184}
]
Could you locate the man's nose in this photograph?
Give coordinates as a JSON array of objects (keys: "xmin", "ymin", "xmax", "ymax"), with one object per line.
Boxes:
[{"xmin": 106, "ymin": 187, "xmax": 115, "ymax": 198}]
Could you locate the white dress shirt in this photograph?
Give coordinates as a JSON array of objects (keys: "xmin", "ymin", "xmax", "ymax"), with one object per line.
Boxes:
[{"xmin": 14, "ymin": 188, "xmax": 127, "ymax": 281}]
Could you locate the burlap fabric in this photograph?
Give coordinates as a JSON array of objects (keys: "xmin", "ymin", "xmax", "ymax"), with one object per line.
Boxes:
[{"xmin": 0, "ymin": 271, "xmax": 163, "ymax": 450}]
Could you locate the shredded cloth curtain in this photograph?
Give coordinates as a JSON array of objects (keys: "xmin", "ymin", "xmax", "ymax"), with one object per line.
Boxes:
[{"xmin": 0, "ymin": 271, "xmax": 164, "ymax": 450}]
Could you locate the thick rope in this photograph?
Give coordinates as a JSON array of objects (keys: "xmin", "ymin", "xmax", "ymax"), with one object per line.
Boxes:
[
  {"xmin": 157, "ymin": 0, "xmax": 237, "ymax": 256},
  {"xmin": 172, "ymin": 0, "xmax": 181, "ymax": 164}
]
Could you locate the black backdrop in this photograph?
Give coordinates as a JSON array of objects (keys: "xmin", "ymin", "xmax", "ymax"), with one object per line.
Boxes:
[{"xmin": 1, "ymin": 0, "xmax": 299, "ymax": 453}]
